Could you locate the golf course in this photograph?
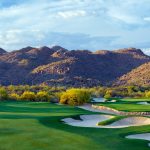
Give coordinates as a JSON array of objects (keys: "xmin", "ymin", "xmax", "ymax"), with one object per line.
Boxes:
[
  {"xmin": 0, "ymin": 99, "xmax": 150, "ymax": 150},
  {"xmin": 98, "ymin": 98, "xmax": 150, "ymax": 112}
]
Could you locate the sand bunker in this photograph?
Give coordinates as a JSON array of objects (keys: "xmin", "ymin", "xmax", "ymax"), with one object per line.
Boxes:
[
  {"xmin": 62, "ymin": 116, "xmax": 150, "ymax": 128},
  {"xmin": 137, "ymin": 102, "xmax": 150, "ymax": 105},
  {"xmin": 126, "ymin": 133, "xmax": 150, "ymax": 147},
  {"xmin": 62, "ymin": 115, "xmax": 113, "ymax": 128},
  {"xmin": 78, "ymin": 104, "xmax": 119, "ymax": 115},
  {"xmin": 110, "ymin": 100, "xmax": 117, "ymax": 102},
  {"xmin": 105, "ymin": 117, "xmax": 150, "ymax": 128}
]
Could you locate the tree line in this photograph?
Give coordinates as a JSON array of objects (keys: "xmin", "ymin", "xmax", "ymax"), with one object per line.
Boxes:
[{"xmin": 0, "ymin": 85, "xmax": 149, "ymax": 105}]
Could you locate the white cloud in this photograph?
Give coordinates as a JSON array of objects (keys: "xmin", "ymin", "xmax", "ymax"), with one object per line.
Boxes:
[
  {"xmin": 105, "ymin": 0, "xmax": 150, "ymax": 25},
  {"xmin": 144, "ymin": 17, "xmax": 150, "ymax": 21},
  {"xmin": 57, "ymin": 10, "xmax": 86, "ymax": 19},
  {"xmin": 0, "ymin": 29, "xmax": 46, "ymax": 50},
  {"xmin": 0, "ymin": 0, "xmax": 150, "ymax": 51},
  {"xmin": 142, "ymin": 48, "xmax": 150, "ymax": 56}
]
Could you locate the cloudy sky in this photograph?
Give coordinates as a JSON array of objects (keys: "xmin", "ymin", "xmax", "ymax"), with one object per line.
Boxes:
[{"xmin": 0, "ymin": 0, "xmax": 150, "ymax": 55}]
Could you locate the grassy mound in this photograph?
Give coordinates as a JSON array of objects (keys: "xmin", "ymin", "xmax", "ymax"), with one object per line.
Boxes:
[{"xmin": 97, "ymin": 116, "xmax": 126, "ymax": 126}]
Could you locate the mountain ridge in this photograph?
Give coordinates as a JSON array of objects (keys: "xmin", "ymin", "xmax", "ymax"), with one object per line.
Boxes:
[
  {"xmin": 0, "ymin": 46, "xmax": 149, "ymax": 86},
  {"xmin": 114, "ymin": 62, "xmax": 150, "ymax": 86}
]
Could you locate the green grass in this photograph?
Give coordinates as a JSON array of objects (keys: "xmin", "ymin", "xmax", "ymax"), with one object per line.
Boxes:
[
  {"xmin": 98, "ymin": 98, "xmax": 150, "ymax": 112},
  {"xmin": 121, "ymin": 98, "xmax": 150, "ymax": 102},
  {"xmin": 98, "ymin": 116, "xmax": 127, "ymax": 126},
  {"xmin": 99, "ymin": 103, "xmax": 150, "ymax": 112},
  {"xmin": 0, "ymin": 101, "xmax": 149, "ymax": 150}
]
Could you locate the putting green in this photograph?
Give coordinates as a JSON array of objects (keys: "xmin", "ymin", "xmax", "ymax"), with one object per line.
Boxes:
[{"xmin": 0, "ymin": 101, "xmax": 149, "ymax": 150}]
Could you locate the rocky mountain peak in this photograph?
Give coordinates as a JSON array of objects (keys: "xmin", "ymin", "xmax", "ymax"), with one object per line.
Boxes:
[
  {"xmin": 19, "ymin": 46, "xmax": 35, "ymax": 52},
  {"xmin": 115, "ymin": 48, "xmax": 145, "ymax": 55},
  {"xmin": 51, "ymin": 45, "xmax": 67, "ymax": 51}
]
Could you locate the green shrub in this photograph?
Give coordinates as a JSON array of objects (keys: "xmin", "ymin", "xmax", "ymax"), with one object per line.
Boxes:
[
  {"xmin": 145, "ymin": 91, "xmax": 150, "ymax": 98},
  {"xmin": 0, "ymin": 88, "xmax": 8, "ymax": 100},
  {"xmin": 60, "ymin": 93, "xmax": 69, "ymax": 104},
  {"xmin": 10, "ymin": 93, "xmax": 20, "ymax": 100},
  {"xmin": 36, "ymin": 91, "xmax": 50, "ymax": 102},
  {"xmin": 54, "ymin": 92, "xmax": 63, "ymax": 99},
  {"xmin": 60, "ymin": 88, "xmax": 91, "ymax": 106},
  {"xmin": 104, "ymin": 90, "xmax": 112, "ymax": 99},
  {"xmin": 98, "ymin": 116, "xmax": 126, "ymax": 126},
  {"xmin": 20, "ymin": 91, "xmax": 36, "ymax": 101}
]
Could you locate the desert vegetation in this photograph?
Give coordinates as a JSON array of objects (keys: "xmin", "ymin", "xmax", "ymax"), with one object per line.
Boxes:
[
  {"xmin": 0, "ymin": 85, "xmax": 149, "ymax": 105},
  {"xmin": 60, "ymin": 88, "xmax": 91, "ymax": 106}
]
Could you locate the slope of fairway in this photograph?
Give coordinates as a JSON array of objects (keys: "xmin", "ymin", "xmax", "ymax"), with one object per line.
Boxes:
[
  {"xmin": 98, "ymin": 102, "xmax": 150, "ymax": 112},
  {"xmin": 0, "ymin": 101, "xmax": 149, "ymax": 150},
  {"xmin": 137, "ymin": 102, "xmax": 150, "ymax": 105},
  {"xmin": 121, "ymin": 98, "xmax": 150, "ymax": 102},
  {"xmin": 126, "ymin": 133, "xmax": 150, "ymax": 147}
]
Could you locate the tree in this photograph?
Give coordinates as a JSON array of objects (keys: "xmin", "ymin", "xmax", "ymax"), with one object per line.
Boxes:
[
  {"xmin": 127, "ymin": 86, "xmax": 135, "ymax": 96},
  {"xmin": 20, "ymin": 91, "xmax": 36, "ymax": 101},
  {"xmin": 10, "ymin": 93, "xmax": 20, "ymax": 100},
  {"xmin": 0, "ymin": 88, "xmax": 8, "ymax": 100},
  {"xmin": 36, "ymin": 91, "xmax": 50, "ymax": 102},
  {"xmin": 104, "ymin": 90, "xmax": 112, "ymax": 99},
  {"xmin": 145, "ymin": 91, "xmax": 150, "ymax": 98},
  {"xmin": 60, "ymin": 88, "xmax": 91, "ymax": 106}
]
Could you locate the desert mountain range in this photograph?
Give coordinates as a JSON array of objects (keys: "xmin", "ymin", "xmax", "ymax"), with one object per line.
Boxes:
[{"xmin": 0, "ymin": 46, "xmax": 149, "ymax": 87}]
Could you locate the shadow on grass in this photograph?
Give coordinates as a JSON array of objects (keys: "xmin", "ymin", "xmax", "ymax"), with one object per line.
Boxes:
[{"xmin": 0, "ymin": 128, "xmax": 22, "ymax": 136}]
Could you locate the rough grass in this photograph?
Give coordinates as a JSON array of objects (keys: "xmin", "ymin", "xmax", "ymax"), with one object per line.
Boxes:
[{"xmin": 0, "ymin": 101, "xmax": 149, "ymax": 150}]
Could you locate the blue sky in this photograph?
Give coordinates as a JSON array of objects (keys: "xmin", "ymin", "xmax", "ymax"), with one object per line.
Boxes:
[{"xmin": 0, "ymin": 0, "xmax": 150, "ymax": 55}]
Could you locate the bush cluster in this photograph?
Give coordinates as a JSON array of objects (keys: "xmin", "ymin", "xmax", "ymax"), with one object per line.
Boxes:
[
  {"xmin": 145, "ymin": 91, "xmax": 150, "ymax": 98},
  {"xmin": 0, "ymin": 85, "xmax": 150, "ymax": 102},
  {"xmin": 9, "ymin": 91, "xmax": 51, "ymax": 102},
  {"xmin": 0, "ymin": 88, "xmax": 8, "ymax": 100},
  {"xmin": 0, "ymin": 89, "xmax": 52, "ymax": 102},
  {"xmin": 60, "ymin": 88, "xmax": 91, "ymax": 106},
  {"xmin": 0, "ymin": 85, "xmax": 66, "ymax": 102}
]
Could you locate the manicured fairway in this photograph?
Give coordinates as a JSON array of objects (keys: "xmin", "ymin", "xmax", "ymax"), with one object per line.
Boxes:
[
  {"xmin": 99, "ymin": 103, "xmax": 150, "ymax": 112},
  {"xmin": 121, "ymin": 98, "xmax": 150, "ymax": 102},
  {"xmin": 0, "ymin": 101, "xmax": 149, "ymax": 150},
  {"xmin": 99, "ymin": 98, "xmax": 150, "ymax": 112}
]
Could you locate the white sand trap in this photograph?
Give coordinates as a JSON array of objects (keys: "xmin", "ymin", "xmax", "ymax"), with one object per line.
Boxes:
[
  {"xmin": 78, "ymin": 104, "xmax": 118, "ymax": 115},
  {"xmin": 62, "ymin": 115, "xmax": 114, "ymax": 128},
  {"xmin": 105, "ymin": 117, "xmax": 150, "ymax": 128},
  {"xmin": 137, "ymin": 102, "xmax": 150, "ymax": 105},
  {"xmin": 126, "ymin": 133, "xmax": 150, "ymax": 147},
  {"xmin": 62, "ymin": 116, "xmax": 150, "ymax": 128},
  {"xmin": 110, "ymin": 100, "xmax": 117, "ymax": 103},
  {"xmin": 92, "ymin": 98, "xmax": 106, "ymax": 103}
]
